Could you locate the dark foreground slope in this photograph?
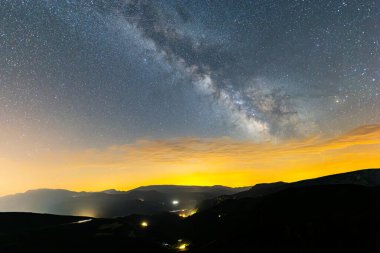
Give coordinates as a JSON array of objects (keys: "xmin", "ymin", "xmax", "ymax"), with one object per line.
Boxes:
[
  {"xmin": 184, "ymin": 185, "xmax": 378, "ymax": 253},
  {"xmin": 0, "ymin": 212, "xmax": 169, "ymax": 253},
  {"xmin": 0, "ymin": 169, "xmax": 378, "ymax": 253}
]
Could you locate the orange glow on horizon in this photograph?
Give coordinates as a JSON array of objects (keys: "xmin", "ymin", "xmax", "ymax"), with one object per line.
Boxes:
[
  {"xmin": 74, "ymin": 209, "xmax": 97, "ymax": 218},
  {"xmin": 0, "ymin": 124, "xmax": 379, "ymax": 196}
]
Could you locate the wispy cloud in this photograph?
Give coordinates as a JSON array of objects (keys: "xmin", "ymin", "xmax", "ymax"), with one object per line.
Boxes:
[{"xmin": 74, "ymin": 124, "xmax": 380, "ymax": 163}]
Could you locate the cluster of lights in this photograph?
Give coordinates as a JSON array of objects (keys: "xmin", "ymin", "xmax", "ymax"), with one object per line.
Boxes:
[
  {"xmin": 178, "ymin": 209, "xmax": 197, "ymax": 218},
  {"xmin": 139, "ymin": 200, "xmax": 191, "ymax": 250},
  {"xmin": 161, "ymin": 240, "xmax": 190, "ymax": 251}
]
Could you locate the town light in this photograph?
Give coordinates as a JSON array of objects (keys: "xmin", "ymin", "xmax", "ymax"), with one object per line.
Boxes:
[{"xmin": 177, "ymin": 243, "xmax": 189, "ymax": 251}]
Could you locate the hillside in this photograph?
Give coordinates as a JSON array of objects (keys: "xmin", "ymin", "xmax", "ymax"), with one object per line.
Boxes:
[{"xmin": 0, "ymin": 169, "xmax": 378, "ymax": 253}]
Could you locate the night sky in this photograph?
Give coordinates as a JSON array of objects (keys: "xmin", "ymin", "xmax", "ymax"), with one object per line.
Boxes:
[{"xmin": 0, "ymin": 0, "xmax": 379, "ymax": 194}]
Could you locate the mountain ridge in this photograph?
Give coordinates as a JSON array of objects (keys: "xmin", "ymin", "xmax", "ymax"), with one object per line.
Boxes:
[{"xmin": 0, "ymin": 168, "xmax": 378, "ymax": 218}]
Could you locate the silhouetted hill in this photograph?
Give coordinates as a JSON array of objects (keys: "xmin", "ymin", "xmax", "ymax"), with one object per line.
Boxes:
[
  {"xmin": 0, "ymin": 189, "xmax": 80, "ymax": 214},
  {"xmin": 0, "ymin": 212, "xmax": 88, "ymax": 233},
  {"xmin": 199, "ymin": 168, "xmax": 380, "ymax": 209},
  {"xmin": 238, "ymin": 168, "xmax": 380, "ymax": 198}
]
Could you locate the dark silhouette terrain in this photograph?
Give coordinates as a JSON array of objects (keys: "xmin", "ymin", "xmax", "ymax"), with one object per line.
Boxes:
[
  {"xmin": 199, "ymin": 168, "xmax": 380, "ymax": 209},
  {"xmin": 0, "ymin": 185, "xmax": 249, "ymax": 218},
  {"xmin": 0, "ymin": 169, "xmax": 378, "ymax": 253}
]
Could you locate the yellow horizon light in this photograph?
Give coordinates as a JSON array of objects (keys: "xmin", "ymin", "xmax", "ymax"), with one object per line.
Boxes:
[{"xmin": 0, "ymin": 124, "xmax": 379, "ymax": 197}]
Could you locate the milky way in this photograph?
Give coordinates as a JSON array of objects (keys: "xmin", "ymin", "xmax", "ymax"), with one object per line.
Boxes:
[{"xmin": 0, "ymin": 0, "xmax": 379, "ymax": 154}]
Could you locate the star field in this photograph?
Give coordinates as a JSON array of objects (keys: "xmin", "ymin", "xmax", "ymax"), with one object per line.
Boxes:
[{"xmin": 0, "ymin": 0, "xmax": 379, "ymax": 154}]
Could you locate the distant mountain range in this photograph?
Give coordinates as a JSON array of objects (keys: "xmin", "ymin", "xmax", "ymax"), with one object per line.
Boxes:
[
  {"xmin": 0, "ymin": 168, "xmax": 378, "ymax": 253},
  {"xmin": 0, "ymin": 185, "xmax": 250, "ymax": 218},
  {"xmin": 1, "ymin": 169, "xmax": 379, "ymax": 218}
]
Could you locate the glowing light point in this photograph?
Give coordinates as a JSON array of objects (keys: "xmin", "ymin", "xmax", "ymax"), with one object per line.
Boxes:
[
  {"xmin": 177, "ymin": 243, "xmax": 189, "ymax": 251},
  {"xmin": 172, "ymin": 200, "xmax": 179, "ymax": 205},
  {"xmin": 140, "ymin": 221, "xmax": 149, "ymax": 228}
]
